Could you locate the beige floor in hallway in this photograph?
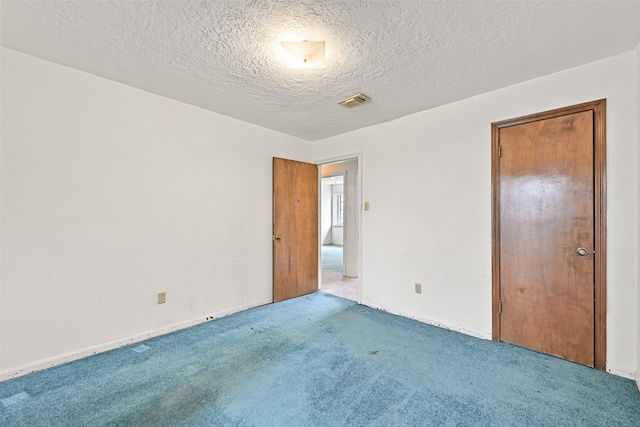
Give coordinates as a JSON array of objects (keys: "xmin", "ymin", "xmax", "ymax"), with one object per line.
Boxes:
[{"xmin": 320, "ymin": 270, "xmax": 359, "ymax": 301}]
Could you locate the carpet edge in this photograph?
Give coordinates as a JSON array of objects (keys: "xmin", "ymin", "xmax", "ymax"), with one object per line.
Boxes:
[
  {"xmin": 362, "ymin": 300, "xmax": 491, "ymax": 340},
  {"xmin": 0, "ymin": 297, "xmax": 273, "ymax": 382},
  {"xmin": 606, "ymin": 363, "xmax": 636, "ymax": 379}
]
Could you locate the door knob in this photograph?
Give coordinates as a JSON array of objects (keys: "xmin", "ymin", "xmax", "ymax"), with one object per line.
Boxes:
[
  {"xmin": 576, "ymin": 247, "xmax": 589, "ymax": 256},
  {"xmin": 273, "ymin": 235, "xmax": 282, "ymax": 241}
]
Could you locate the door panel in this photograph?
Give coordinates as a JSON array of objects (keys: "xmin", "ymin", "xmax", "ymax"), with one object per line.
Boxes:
[
  {"xmin": 498, "ymin": 111, "xmax": 596, "ymax": 366},
  {"xmin": 273, "ymin": 157, "xmax": 318, "ymax": 302}
]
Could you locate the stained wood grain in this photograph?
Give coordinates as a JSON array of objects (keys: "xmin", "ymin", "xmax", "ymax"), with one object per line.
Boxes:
[
  {"xmin": 492, "ymin": 99, "xmax": 606, "ymax": 369},
  {"xmin": 273, "ymin": 157, "xmax": 318, "ymax": 302}
]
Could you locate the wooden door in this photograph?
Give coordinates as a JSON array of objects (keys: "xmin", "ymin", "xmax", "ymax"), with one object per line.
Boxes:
[
  {"xmin": 492, "ymin": 100, "xmax": 606, "ymax": 369},
  {"xmin": 273, "ymin": 157, "xmax": 318, "ymax": 302}
]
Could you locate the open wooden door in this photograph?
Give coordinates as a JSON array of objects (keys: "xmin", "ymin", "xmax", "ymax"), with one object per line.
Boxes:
[
  {"xmin": 492, "ymin": 100, "xmax": 606, "ymax": 369},
  {"xmin": 273, "ymin": 157, "xmax": 318, "ymax": 302}
]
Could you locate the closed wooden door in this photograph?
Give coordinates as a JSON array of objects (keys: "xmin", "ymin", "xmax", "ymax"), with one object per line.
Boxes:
[
  {"xmin": 273, "ymin": 157, "xmax": 318, "ymax": 302},
  {"xmin": 492, "ymin": 100, "xmax": 606, "ymax": 368}
]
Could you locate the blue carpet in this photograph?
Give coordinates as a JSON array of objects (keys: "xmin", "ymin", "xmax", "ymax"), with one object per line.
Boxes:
[
  {"xmin": 1, "ymin": 292, "xmax": 639, "ymax": 426},
  {"xmin": 321, "ymin": 244, "xmax": 343, "ymax": 273}
]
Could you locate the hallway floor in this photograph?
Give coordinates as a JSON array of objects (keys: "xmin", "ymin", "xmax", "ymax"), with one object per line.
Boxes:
[
  {"xmin": 320, "ymin": 270, "xmax": 359, "ymax": 302},
  {"xmin": 320, "ymin": 245, "xmax": 358, "ymax": 301}
]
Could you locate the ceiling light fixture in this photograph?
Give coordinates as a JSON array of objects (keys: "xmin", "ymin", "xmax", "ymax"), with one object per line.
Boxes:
[{"xmin": 280, "ymin": 40, "xmax": 326, "ymax": 69}]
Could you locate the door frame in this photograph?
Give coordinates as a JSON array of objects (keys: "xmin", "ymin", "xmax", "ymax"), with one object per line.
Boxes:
[
  {"xmin": 491, "ymin": 99, "xmax": 606, "ymax": 370},
  {"xmin": 316, "ymin": 152, "xmax": 363, "ymax": 303}
]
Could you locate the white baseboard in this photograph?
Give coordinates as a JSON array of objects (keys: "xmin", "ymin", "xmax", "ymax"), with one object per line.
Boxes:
[
  {"xmin": 605, "ymin": 363, "xmax": 635, "ymax": 379},
  {"xmin": 362, "ymin": 302, "xmax": 639, "ymax": 381},
  {"xmin": 362, "ymin": 300, "xmax": 492, "ymax": 341},
  {"xmin": 0, "ymin": 298, "xmax": 272, "ymax": 382}
]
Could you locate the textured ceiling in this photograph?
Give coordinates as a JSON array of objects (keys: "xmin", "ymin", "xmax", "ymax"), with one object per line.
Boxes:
[{"xmin": 2, "ymin": 1, "xmax": 639, "ymax": 141}]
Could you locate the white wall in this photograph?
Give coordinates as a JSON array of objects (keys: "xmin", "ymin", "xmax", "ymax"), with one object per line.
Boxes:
[
  {"xmin": 636, "ymin": 41, "xmax": 640, "ymax": 390},
  {"xmin": 320, "ymin": 181, "xmax": 332, "ymax": 245},
  {"xmin": 330, "ymin": 184, "xmax": 345, "ymax": 246},
  {"xmin": 313, "ymin": 51, "xmax": 639, "ymax": 377},
  {"xmin": 331, "ymin": 228, "xmax": 344, "ymax": 246},
  {"xmin": 0, "ymin": 48, "xmax": 311, "ymax": 377}
]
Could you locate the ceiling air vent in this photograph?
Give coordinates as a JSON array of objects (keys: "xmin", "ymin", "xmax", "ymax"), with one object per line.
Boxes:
[{"xmin": 338, "ymin": 93, "xmax": 370, "ymax": 108}]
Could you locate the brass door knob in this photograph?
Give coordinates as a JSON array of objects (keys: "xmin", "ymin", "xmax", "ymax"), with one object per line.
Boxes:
[
  {"xmin": 273, "ymin": 235, "xmax": 282, "ymax": 241},
  {"xmin": 576, "ymin": 247, "xmax": 589, "ymax": 256}
]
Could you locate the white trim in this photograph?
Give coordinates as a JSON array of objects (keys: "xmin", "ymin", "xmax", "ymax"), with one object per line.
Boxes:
[
  {"xmin": 604, "ymin": 363, "xmax": 635, "ymax": 379},
  {"xmin": 634, "ymin": 370, "xmax": 640, "ymax": 391},
  {"xmin": 363, "ymin": 300, "xmax": 492, "ymax": 340},
  {"xmin": 316, "ymin": 163, "xmax": 323, "ymax": 290},
  {"xmin": 0, "ymin": 298, "xmax": 272, "ymax": 382},
  {"xmin": 315, "ymin": 152, "xmax": 361, "ymax": 168}
]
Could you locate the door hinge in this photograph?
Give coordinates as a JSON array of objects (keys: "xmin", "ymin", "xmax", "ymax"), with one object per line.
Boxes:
[
  {"xmin": 498, "ymin": 145, "xmax": 502, "ymax": 158},
  {"xmin": 499, "ymin": 301, "xmax": 503, "ymax": 314}
]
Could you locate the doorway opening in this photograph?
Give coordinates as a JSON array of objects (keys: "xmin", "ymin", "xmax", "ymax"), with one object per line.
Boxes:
[{"xmin": 319, "ymin": 159, "xmax": 360, "ymax": 302}]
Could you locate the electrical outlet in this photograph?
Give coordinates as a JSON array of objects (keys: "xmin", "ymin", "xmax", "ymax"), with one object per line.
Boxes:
[
  {"xmin": 414, "ymin": 283, "xmax": 422, "ymax": 294},
  {"xmin": 158, "ymin": 292, "xmax": 166, "ymax": 304}
]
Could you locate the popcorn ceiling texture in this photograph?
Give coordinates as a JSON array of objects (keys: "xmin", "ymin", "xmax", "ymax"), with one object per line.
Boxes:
[{"xmin": 2, "ymin": 1, "xmax": 639, "ymax": 141}]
